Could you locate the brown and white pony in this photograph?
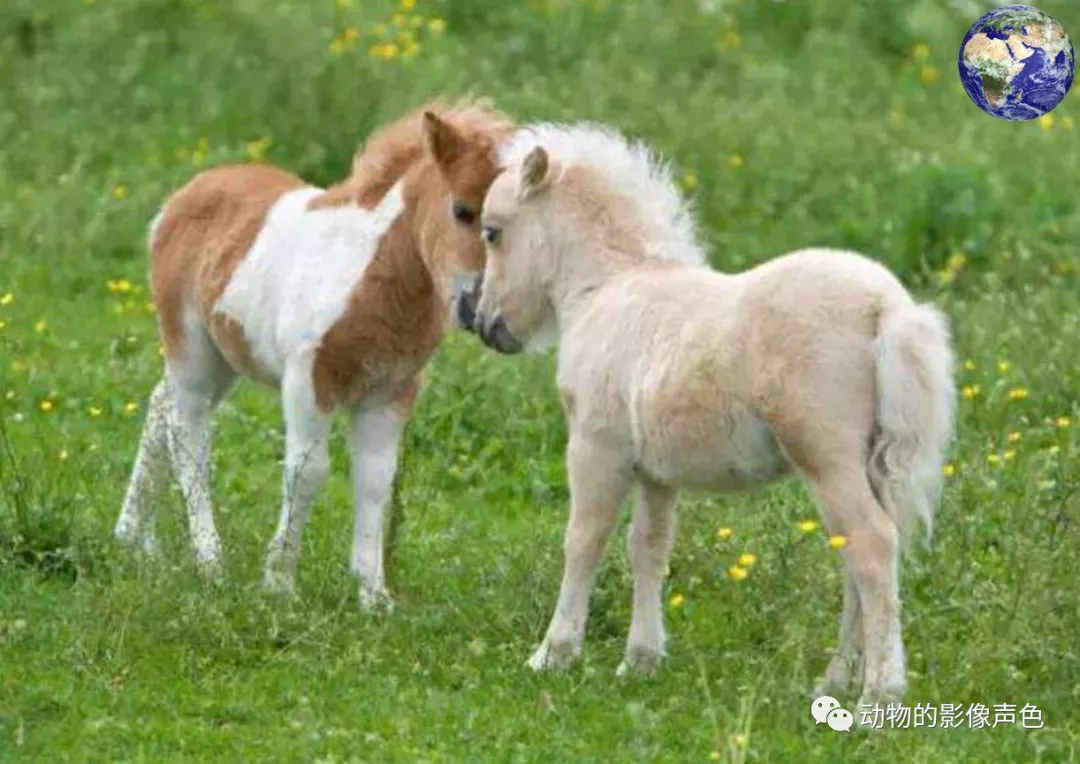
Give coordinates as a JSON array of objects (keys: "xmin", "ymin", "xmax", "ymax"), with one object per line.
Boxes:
[{"xmin": 115, "ymin": 98, "xmax": 514, "ymax": 609}]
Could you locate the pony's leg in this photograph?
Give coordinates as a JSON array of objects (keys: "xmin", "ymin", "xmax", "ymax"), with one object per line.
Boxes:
[
  {"xmin": 347, "ymin": 394, "xmax": 409, "ymax": 613},
  {"xmin": 528, "ymin": 434, "xmax": 633, "ymax": 671},
  {"xmin": 812, "ymin": 574, "xmax": 864, "ymax": 698},
  {"xmin": 164, "ymin": 343, "xmax": 237, "ymax": 580},
  {"xmin": 115, "ymin": 380, "xmax": 171, "ymax": 555},
  {"xmin": 617, "ymin": 478, "xmax": 678, "ymax": 677},
  {"xmin": 810, "ymin": 468, "xmax": 904, "ymax": 708},
  {"xmin": 262, "ymin": 360, "xmax": 331, "ymax": 596}
]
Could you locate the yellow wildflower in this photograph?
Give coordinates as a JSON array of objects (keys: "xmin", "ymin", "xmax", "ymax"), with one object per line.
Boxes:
[
  {"xmin": 39, "ymin": 400, "xmax": 54, "ymax": 413},
  {"xmin": 1056, "ymin": 416, "xmax": 1071, "ymax": 428},
  {"xmin": 1007, "ymin": 431, "xmax": 1022, "ymax": 443},
  {"xmin": 370, "ymin": 43, "xmax": 400, "ymax": 60},
  {"xmin": 961, "ymin": 384, "xmax": 981, "ymax": 400},
  {"xmin": 0, "ymin": 320, "xmax": 6, "ymax": 331},
  {"xmin": 669, "ymin": 593, "xmax": 686, "ymax": 608},
  {"xmin": 797, "ymin": 519, "xmax": 819, "ymax": 533},
  {"xmin": 710, "ymin": 751, "xmax": 722, "ymax": 761},
  {"xmin": 329, "ymin": 38, "xmax": 346, "ymax": 56},
  {"xmin": 34, "ymin": 320, "xmax": 47, "ymax": 333},
  {"xmin": 343, "ymin": 26, "xmax": 359, "ymax": 41},
  {"xmin": 1003, "ymin": 449, "xmax": 1016, "ymax": 462},
  {"xmin": 402, "ymin": 40, "xmax": 421, "ymax": 59},
  {"xmin": 963, "ymin": 359, "xmax": 976, "ymax": 371},
  {"xmin": 728, "ymin": 565, "xmax": 748, "ymax": 582},
  {"xmin": 1046, "ymin": 445, "xmax": 1060, "ymax": 455},
  {"xmin": 246, "ymin": 137, "xmax": 272, "ymax": 162},
  {"xmin": 730, "ymin": 733, "xmax": 748, "ymax": 747},
  {"xmin": 0, "ymin": 293, "xmax": 14, "ymax": 306},
  {"xmin": 943, "ymin": 463, "xmax": 956, "ymax": 477},
  {"xmin": 828, "ymin": 535, "xmax": 848, "ymax": 551},
  {"xmin": 158, "ymin": 345, "xmax": 166, "ymax": 357},
  {"xmin": 727, "ymin": 153, "xmax": 744, "ymax": 170},
  {"xmin": 113, "ymin": 184, "xmax": 128, "ymax": 200},
  {"xmin": 1007, "ymin": 388, "xmax": 1029, "ymax": 401},
  {"xmin": 89, "ymin": 406, "xmax": 103, "ymax": 418},
  {"xmin": 919, "ymin": 66, "xmax": 941, "ymax": 87},
  {"xmin": 682, "ymin": 172, "xmax": 699, "ymax": 191},
  {"xmin": 58, "ymin": 449, "xmax": 69, "ymax": 462},
  {"xmin": 428, "ymin": 18, "xmax": 446, "ymax": 35},
  {"xmin": 987, "ymin": 453, "xmax": 1001, "ymax": 465},
  {"xmin": 997, "ymin": 360, "xmax": 1011, "ymax": 372},
  {"xmin": 738, "ymin": 553, "xmax": 756, "ymax": 567},
  {"xmin": 716, "ymin": 526, "xmax": 733, "ymax": 540},
  {"xmin": 911, "ymin": 43, "xmax": 930, "ymax": 61},
  {"xmin": 1039, "ymin": 114, "xmax": 1055, "ymax": 131},
  {"xmin": 123, "ymin": 402, "xmax": 139, "ymax": 415},
  {"xmin": 400, "ymin": 0, "xmax": 417, "ymax": 9}
]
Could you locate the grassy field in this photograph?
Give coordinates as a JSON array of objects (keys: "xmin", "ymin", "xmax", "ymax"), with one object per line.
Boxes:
[{"xmin": 1, "ymin": 0, "xmax": 1079, "ymax": 760}]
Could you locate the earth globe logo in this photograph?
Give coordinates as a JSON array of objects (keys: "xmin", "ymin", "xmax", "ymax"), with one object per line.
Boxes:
[{"xmin": 958, "ymin": 4, "xmax": 1074, "ymax": 120}]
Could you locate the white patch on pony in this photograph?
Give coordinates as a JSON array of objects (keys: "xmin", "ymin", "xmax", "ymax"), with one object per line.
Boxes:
[
  {"xmin": 214, "ymin": 182, "xmax": 406, "ymax": 381},
  {"xmin": 147, "ymin": 207, "xmax": 166, "ymax": 253},
  {"xmin": 499, "ymin": 124, "xmax": 706, "ymax": 266}
]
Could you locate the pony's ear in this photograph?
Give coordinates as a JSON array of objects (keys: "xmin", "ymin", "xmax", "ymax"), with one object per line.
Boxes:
[
  {"xmin": 422, "ymin": 111, "xmax": 466, "ymax": 167},
  {"xmin": 517, "ymin": 146, "xmax": 554, "ymax": 200}
]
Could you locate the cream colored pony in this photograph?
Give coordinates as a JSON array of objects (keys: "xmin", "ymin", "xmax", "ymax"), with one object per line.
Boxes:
[{"xmin": 459, "ymin": 123, "xmax": 956, "ymax": 709}]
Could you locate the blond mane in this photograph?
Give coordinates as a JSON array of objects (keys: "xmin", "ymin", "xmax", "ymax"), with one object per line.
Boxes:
[
  {"xmin": 346, "ymin": 96, "xmax": 515, "ymax": 207},
  {"xmin": 499, "ymin": 123, "xmax": 706, "ymax": 265}
]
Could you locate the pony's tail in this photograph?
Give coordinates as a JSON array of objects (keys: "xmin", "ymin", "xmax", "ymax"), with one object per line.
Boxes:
[{"xmin": 868, "ymin": 301, "xmax": 957, "ymax": 550}]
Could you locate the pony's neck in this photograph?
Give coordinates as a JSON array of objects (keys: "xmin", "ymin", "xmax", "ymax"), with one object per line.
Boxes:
[
  {"xmin": 550, "ymin": 241, "xmax": 647, "ymax": 324},
  {"xmin": 405, "ymin": 168, "xmax": 459, "ymax": 309}
]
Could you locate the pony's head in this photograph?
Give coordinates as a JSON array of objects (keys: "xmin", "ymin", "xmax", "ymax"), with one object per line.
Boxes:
[
  {"xmin": 417, "ymin": 104, "xmax": 511, "ymax": 280},
  {"xmin": 333, "ymin": 97, "xmax": 514, "ymax": 300},
  {"xmin": 461, "ymin": 123, "xmax": 704, "ymax": 354}
]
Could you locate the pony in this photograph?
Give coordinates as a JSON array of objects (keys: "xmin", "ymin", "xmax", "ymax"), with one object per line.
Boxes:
[
  {"xmin": 114, "ymin": 98, "xmax": 515, "ymax": 610},
  {"xmin": 457, "ymin": 123, "xmax": 956, "ymax": 709}
]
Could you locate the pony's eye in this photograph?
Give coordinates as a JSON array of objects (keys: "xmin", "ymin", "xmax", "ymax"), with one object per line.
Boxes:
[
  {"xmin": 452, "ymin": 200, "xmax": 475, "ymax": 226},
  {"xmin": 482, "ymin": 226, "xmax": 501, "ymax": 245}
]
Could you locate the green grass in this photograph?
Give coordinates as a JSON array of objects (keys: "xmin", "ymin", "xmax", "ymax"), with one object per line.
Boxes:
[{"xmin": 1, "ymin": 0, "xmax": 1079, "ymax": 760}]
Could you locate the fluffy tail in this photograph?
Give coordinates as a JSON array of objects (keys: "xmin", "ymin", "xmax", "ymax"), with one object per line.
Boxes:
[{"xmin": 869, "ymin": 301, "xmax": 957, "ymax": 549}]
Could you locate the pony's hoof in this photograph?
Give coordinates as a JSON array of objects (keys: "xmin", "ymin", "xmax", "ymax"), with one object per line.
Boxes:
[
  {"xmin": 526, "ymin": 639, "xmax": 580, "ymax": 672},
  {"xmin": 261, "ymin": 568, "xmax": 295, "ymax": 598},
  {"xmin": 358, "ymin": 585, "xmax": 395, "ymax": 614},
  {"xmin": 114, "ymin": 522, "xmax": 161, "ymax": 558},
  {"xmin": 855, "ymin": 685, "xmax": 906, "ymax": 730},
  {"xmin": 197, "ymin": 558, "xmax": 225, "ymax": 585},
  {"xmin": 811, "ymin": 675, "xmax": 852, "ymax": 701},
  {"xmin": 616, "ymin": 645, "xmax": 665, "ymax": 678}
]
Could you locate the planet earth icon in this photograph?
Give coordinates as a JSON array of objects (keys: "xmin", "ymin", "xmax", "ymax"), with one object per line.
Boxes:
[{"xmin": 959, "ymin": 4, "xmax": 1074, "ymax": 121}]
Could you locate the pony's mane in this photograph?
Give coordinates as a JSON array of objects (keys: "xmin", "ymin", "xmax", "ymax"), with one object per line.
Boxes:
[
  {"xmin": 347, "ymin": 96, "xmax": 515, "ymax": 207},
  {"xmin": 499, "ymin": 123, "xmax": 706, "ymax": 265}
]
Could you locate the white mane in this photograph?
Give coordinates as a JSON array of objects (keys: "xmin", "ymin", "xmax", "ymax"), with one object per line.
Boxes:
[{"xmin": 499, "ymin": 123, "xmax": 707, "ymax": 266}]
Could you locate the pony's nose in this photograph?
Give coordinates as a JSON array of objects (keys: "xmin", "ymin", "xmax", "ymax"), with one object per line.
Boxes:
[
  {"xmin": 456, "ymin": 286, "xmax": 479, "ymax": 332},
  {"xmin": 482, "ymin": 315, "xmax": 524, "ymax": 355}
]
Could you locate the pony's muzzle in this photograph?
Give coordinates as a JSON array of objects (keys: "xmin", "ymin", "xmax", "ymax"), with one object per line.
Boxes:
[
  {"xmin": 476, "ymin": 313, "xmax": 524, "ymax": 355},
  {"xmin": 454, "ymin": 275, "xmax": 483, "ymax": 333}
]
